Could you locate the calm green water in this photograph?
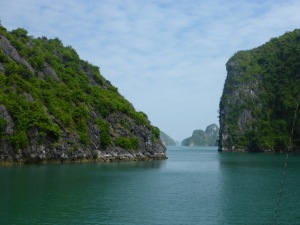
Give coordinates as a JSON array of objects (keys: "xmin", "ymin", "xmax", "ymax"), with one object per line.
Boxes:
[{"xmin": 1, "ymin": 146, "xmax": 300, "ymax": 225}]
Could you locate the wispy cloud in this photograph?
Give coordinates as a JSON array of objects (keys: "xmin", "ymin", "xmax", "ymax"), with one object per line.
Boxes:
[{"xmin": 1, "ymin": 0, "xmax": 300, "ymax": 141}]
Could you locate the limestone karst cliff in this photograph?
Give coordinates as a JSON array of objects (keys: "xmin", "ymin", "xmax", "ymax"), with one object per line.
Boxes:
[
  {"xmin": 219, "ymin": 29, "xmax": 300, "ymax": 152},
  {"xmin": 0, "ymin": 26, "xmax": 166, "ymax": 163},
  {"xmin": 181, "ymin": 124, "xmax": 219, "ymax": 147}
]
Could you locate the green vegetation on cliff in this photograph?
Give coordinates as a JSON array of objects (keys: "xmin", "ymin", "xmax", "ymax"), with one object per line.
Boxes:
[
  {"xmin": 0, "ymin": 25, "xmax": 165, "ymax": 162},
  {"xmin": 181, "ymin": 124, "xmax": 219, "ymax": 147},
  {"xmin": 219, "ymin": 29, "xmax": 300, "ymax": 152}
]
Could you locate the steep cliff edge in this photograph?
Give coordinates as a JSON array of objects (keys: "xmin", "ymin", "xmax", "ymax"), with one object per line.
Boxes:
[
  {"xmin": 181, "ymin": 124, "xmax": 219, "ymax": 146},
  {"xmin": 0, "ymin": 26, "xmax": 166, "ymax": 163},
  {"xmin": 219, "ymin": 29, "xmax": 300, "ymax": 152}
]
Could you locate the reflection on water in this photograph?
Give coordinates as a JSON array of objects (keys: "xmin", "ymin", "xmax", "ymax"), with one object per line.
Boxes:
[
  {"xmin": 0, "ymin": 147, "xmax": 300, "ymax": 225},
  {"xmin": 94, "ymin": 159, "xmax": 167, "ymax": 170},
  {"xmin": 219, "ymin": 152, "xmax": 300, "ymax": 225}
]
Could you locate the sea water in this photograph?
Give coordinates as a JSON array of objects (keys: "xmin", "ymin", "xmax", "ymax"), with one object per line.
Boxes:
[{"xmin": 0, "ymin": 146, "xmax": 299, "ymax": 225}]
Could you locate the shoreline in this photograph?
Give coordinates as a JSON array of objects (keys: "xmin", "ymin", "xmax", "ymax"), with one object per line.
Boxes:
[{"xmin": 0, "ymin": 152, "xmax": 168, "ymax": 166}]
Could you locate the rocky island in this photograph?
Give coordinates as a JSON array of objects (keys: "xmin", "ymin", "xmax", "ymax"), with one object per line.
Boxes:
[
  {"xmin": 0, "ymin": 26, "xmax": 166, "ymax": 163},
  {"xmin": 219, "ymin": 29, "xmax": 300, "ymax": 152},
  {"xmin": 181, "ymin": 124, "xmax": 219, "ymax": 146}
]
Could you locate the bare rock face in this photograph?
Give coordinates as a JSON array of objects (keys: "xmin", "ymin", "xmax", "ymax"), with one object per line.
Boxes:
[
  {"xmin": 0, "ymin": 105, "xmax": 15, "ymax": 161},
  {"xmin": 41, "ymin": 63, "xmax": 60, "ymax": 81},
  {"xmin": 0, "ymin": 105, "xmax": 14, "ymax": 135},
  {"xmin": 0, "ymin": 35, "xmax": 34, "ymax": 74},
  {"xmin": 219, "ymin": 57, "xmax": 259, "ymax": 152}
]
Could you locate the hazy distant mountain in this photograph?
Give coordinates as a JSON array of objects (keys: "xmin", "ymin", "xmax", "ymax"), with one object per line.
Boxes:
[
  {"xmin": 160, "ymin": 131, "xmax": 176, "ymax": 146},
  {"xmin": 181, "ymin": 124, "xmax": 219, "ymax": 146}
]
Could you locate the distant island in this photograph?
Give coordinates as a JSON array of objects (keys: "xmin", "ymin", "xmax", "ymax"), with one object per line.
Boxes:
[
  {"xmin": 181, "ymin": 124, "xmax": 219, "ymax": 146},
  {"xmin": 160, "ymin": 131, "xmax": 176, "ymax": 146},
  {"xmin": 219, "ymin": 29, "xmax": 300, "ymax": 152},
  {"xmin": 0, "ymin": 25, "xmax": 166, "ymax": 163}
]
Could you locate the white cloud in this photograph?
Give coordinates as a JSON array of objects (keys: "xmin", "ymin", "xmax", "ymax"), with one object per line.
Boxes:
[{"xmin": 1, "ymin": 0, "xmax": 300, "ymax": 141}]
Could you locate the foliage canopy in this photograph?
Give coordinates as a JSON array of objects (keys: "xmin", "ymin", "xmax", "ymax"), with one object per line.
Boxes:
[{"xmin": 0, "ymin": 26, "xmax": 160, "ymax": 150}]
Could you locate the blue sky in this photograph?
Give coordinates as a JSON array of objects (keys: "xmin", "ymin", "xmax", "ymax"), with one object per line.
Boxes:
[{"xmin": 0, "ymin": 0, "xmax": 300, "ymax": 141}]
